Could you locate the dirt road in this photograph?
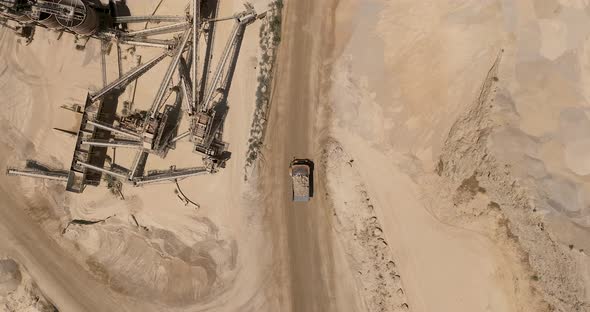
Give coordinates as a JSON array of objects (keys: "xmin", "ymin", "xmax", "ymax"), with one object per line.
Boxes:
[{"xmin": 262, "ymin": 0, "xmax": 352, "ymax": 311}]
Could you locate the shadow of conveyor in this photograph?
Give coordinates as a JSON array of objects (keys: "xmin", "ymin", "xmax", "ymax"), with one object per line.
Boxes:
[
  {"xmin": 158, "ymin": 88, "xmax": 184, "ymax": 152},
  {"xmin": 209, "ymin": 25, "xmax": 245, "ymax": 137},
  {"xmin": 208, "ymin": 19, "xmax": 248, "ymax": 164},
  {"xmin": 84, "ymin": 88, "xmax": 126, "ymax": 186},
  {"xmin": 198, "ymin": 0, "xmax": 220, "ymax": 104}
]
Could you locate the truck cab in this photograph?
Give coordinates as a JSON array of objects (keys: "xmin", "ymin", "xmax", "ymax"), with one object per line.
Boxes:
[{"xmin": 289, "ymin": 159, "xmax": 313, "ymax": 202}]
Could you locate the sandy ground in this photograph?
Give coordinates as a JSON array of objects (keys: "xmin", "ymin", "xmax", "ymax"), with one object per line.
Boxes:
[
  {"xmin": 317, "ymin": 0, "xmax": 590, "ymax": 311},
  {"xmin": 259, "ymin": 0, "xmax": 364, "ymax": 311},
  {"xmin": 3, "ymin": 0, "xmax": 590, "ymax": 311},
  {"xmin": 0, "ymin": 0, "xmax": 281, "ymax": 311}
]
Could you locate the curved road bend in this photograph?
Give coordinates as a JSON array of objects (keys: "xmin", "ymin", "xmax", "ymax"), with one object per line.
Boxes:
[{"xmin": 262, "ymin": 0, "xmax": 349, "ymax": 311}]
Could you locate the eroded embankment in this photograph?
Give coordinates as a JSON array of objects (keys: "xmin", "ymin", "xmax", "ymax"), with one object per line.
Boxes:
[{"xmin": 435, "ymin": 51, "xmax": 588, "ymax": 311}]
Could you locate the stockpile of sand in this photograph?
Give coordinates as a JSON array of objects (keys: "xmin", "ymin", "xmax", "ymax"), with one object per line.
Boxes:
[
  {"xmin": 0, "ymin": 0, "xmax": 276, "ymax": 310},
  {"xmin": 484, "ymin": 1, "xmax": 590, "ymax": 256},
  {"xmin": 0, "ymin": 257, "xmax": 57, "ymax": 312},
  {"xmin": 63, "ymin": 218, "xmax": 237, "ymax": 306},
  {"xmin": 326, "ymin": 0, "xmax": 590, "ymax": 311}
]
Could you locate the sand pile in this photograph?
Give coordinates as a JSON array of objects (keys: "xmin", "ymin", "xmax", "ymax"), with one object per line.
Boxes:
[
  {"xmin": 63, "ymin": 218, "xmax": 237, "ymax": 306},
  {"xmin": 0, "ymin": 258, "xmax": 57, "ymax": 312},
  {"xmin": 481, "ymin": 2, "xmax": 590, "ymax": 260}
]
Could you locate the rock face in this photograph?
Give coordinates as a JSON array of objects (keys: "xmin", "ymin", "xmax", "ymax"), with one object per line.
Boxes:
[{"xmin": 62, "ymin": 218, "xmax": 238, "ymax": 306}]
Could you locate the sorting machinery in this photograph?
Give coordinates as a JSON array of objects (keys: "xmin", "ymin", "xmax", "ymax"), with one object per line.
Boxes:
[
  {"xmin": 5, "ymin": 0, "xmax": 260, "ymax": 192},
  {"xmin": 0, "ymin": 0, "xmax": 102, "ymax": 35}
]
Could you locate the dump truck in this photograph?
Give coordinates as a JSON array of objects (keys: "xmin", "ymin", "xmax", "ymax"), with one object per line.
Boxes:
[{"xmin": 289, "ymin": 159, "xmax": 313, "ymax": 202}]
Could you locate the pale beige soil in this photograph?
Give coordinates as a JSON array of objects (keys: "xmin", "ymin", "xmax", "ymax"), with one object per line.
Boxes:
[
  {"xmin": 2, "ymin": 0, "xmax": 590, "ymax": 311},
  {"xmin": 322, "ymin": 0, "xmax": 590, "ymax": 311},
  {"xmin": 0, "ymin": 0, "xmax": 280, "ymax": 311}
]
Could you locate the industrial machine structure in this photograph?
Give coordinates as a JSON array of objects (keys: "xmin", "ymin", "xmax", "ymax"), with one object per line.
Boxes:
[
  {"xmin": 0, "ymin": 15, "xmax": 34, "ymax": 43},
  {"xmin": 0, "ymin": 0, "xmax": 102, "ymax": 36},
  {"xmin": 4, "ymin": 0, "xmax": 260, "ymax": 192}
]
